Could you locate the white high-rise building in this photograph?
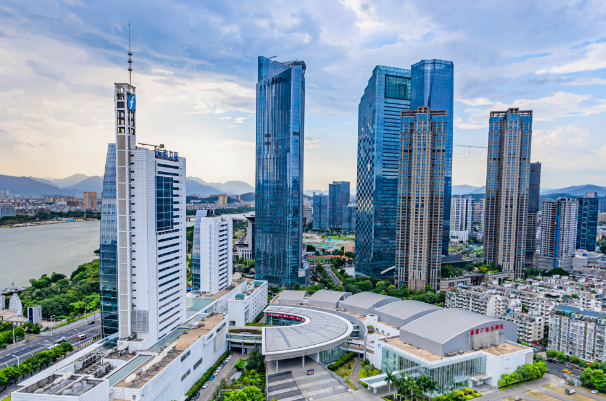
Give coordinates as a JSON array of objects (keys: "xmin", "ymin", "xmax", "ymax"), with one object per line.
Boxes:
[
  {"xmin": 114, "ymin": 83, "xmax": 187, "ymax": 349},
  {"xmin": 192, "ymin": 211, "xmax": 233, "ymax": 296},
  {"xmin": 536, "ymin": 198, "xmax": 578, "ymax": 271},
  {"xmin": 450, "ymin": 195, "xmax": 474, "ymax": 233}
]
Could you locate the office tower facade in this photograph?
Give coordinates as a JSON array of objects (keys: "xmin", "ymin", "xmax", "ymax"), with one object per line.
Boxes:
[
  {"xmin": 312, "ymin": 194, "xmax": 329, "ymax": 230},
  {"xmin": 538, "ymin": 198, "xmax": 578, "ymax": 270},
  {"xmin": 525, "ymin": 163, "xmax": 541, "ymax": 268},
  {"xmin": 192, "ymin": 211, "xmax": 233, "ymax": 295},
  {"xmin": 473, "ymin": 199, "xmax": 485, "ymax": 237},
  {"xmin": 577, "ymin": 193, "xmax": 599, "ymax": 251},
  {"xmin": 411, "ymin": 60, "xmax": 455, "ymax": 256},
  {"xmin": 114, "ymin": 83, "xmax": 187, "ymax": 346},
  {"xmin": 342, "ymin": 205, "xmax": 356, "ymax": 233},
  {"xmin": 100, "ymin": 144, "xmax": 118, "ymax": 338},
  {"xmin": 302, "ymin": 202, "xmax": 312, "ymax": 227},
  {"xmin": 396, "ymin": 107, "xmax": 447, "ymax": 290},
  {"xmin": 328, "ymin": 181, "xmax": 350, "ymax": 228},
  {"xmin": 450, "ymin": 195, "xmax": 474, "ymax": 233},
  {"xmin": 356, "ymin": 66, "xmax": 411, "ymax": 277},
  {"xmin": 83, "ymin": 191, "xmax": 97, "ymax": 210},
  {"xmin": 356, "ymin": 60, "xmax": 454, "ymax": 278},
  {"xmin": 255, "ymin": 57, "xmax": 305, "ymax": 288},
  {"xmin": 217, "ymin": 194, "xmax": 228, "ymax": 206},
  {"xmin": 484, "ymin": 108, "xmax": 533, "ymax": 278}
]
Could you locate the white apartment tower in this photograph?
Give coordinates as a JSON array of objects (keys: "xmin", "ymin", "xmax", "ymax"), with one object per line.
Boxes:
[
  {"xmin": 538, "ymin": 198, "xmax": 578, "ymax": 270},
  {"xmin": 192, "ymin": 211, "xmax": 233, "ymax": 295},
  {"xmin": 114, "ymin": 83, "xmax": 187, "ymax": 348},
  {"xmin": 450, "ymin": 195, "xmax": 474, "ymax": 233}
]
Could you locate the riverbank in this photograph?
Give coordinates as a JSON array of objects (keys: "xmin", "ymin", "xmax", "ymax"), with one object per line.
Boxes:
[{"xmin": 4, "ymin": 218, "xmax": 98, "ymax": 229}]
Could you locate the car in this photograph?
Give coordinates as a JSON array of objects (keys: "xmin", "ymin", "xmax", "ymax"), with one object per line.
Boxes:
[
  {"xmin": 193, "ymin": 392, "xmax": 200, "ymax": 399},
  {"xmin": 89, "ymin": 320, "xmax": 95, "ymax": 325},
  {"xmin": 592, "ymin": 390, "xmax": 599, "ymax": 394},
  {"xmin": 209, "ymin": 375, "xmax": 215, "ymax": 381},
  {"xmin": 202, "ymin": 383, "xmax": 208, "ymax": 389},
  {"xmin": 514, "ymin": 397, "xmax": 522, "ymax": 401},
  {"xmin": 76, "ymin": 334, "xmax": 87, "ymax": 341},
  {"xmin": 562, "ymin": 369, "xmax": 571, "ymax": 374}
]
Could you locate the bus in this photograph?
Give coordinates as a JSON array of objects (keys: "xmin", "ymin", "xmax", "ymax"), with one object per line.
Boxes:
[{"xmin": 45, "ymin": 344, "xmax": 60, "ymax": 351}]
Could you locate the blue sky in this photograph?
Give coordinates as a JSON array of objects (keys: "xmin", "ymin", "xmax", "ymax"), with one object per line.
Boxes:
[{"xmin": 1, "ymin": 0, "xmax": 605, "ymax": 190}]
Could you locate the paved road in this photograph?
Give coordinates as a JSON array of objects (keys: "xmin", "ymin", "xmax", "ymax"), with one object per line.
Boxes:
[
  {"xmin": 199, "ymin": 352, "xmax": 247, "ymax": 401},
  {"xmin": 324, "ymin": 264, "xmax": 342, "ymax": 286},
  {"xmin": 545, "ymin": 360, "xmax": 583, "ymax": 378},
  {"xmin": 0, "ymin": 320, "xmax": 101, "ymax": 367}
]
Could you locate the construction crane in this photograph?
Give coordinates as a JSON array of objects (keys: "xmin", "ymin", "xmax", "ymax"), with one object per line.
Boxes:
[
  {"xmin": 138, "ymin": 142, "xmax": 165, "ymax": 151},
  {"xmin": 454, "ymin": 145, "xmax": 487, "ymax": 149}
]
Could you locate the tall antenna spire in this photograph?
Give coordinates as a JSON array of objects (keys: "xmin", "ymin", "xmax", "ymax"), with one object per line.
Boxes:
[{"xmin": 128, "ymin": 21, "xmax": 132, "ymax": 85}]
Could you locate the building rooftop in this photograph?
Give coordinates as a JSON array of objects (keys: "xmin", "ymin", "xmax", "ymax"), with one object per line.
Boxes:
[
  {"xmin": 195, "ymin": 279, "xmax": 243, "ymax": 300},
  {"xmin": 339, "ymin": 292, "xmax": 399, "ymax": 315},
  {"xmin": 16, "ymin": 373, "xmax": 104, "ymax": 397},
  {"xmin": 374, "ymin": 300, "xmax": 441, "ymax": 328},
  {"xmin": 278, "ymin": 290, "xmax": 307, "ymax": 305},
  {"xmin": 308, "ymin": 290, "xmax": 351, "ymax": 308}
]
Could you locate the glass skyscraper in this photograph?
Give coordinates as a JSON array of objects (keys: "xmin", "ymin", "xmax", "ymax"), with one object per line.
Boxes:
[
  {"xmin": 328, "ymin": 181, "xmax": 350, "ymax": 228},
  {"xmin": 577, "ymin": 194, "xmax": 599, "ymax": 251},
  {"xmin": 411, "ymin": 60, "xmax": 454, "ymax": 256},
  {"xmin": 355, "ymin": 60, "xmax": 454, "ymax": 278},
  {"xmin": 100, "ymin": 143, "xmax": 118, "ymax": 338},
  {"xmin": 356, "ymin": 66, "xmax": 411, "ymax": 277},
  {"xmin": 255, "ymin": 56, "xmax": 305, "ymax": 288}
]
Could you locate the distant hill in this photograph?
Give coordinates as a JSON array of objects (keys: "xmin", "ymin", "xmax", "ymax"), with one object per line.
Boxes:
[
  {"xmin": 452, "ymin": 185, "xmax": 480, "ymax": 195},
  {"xmin": 186, "ymin": 179, "xmax": 223, "ymax": 197},
  {"xmin": 30, "ymin": 177, "xmax": 58, "ymax": 187},
  {"xmin": 543, "ymin": 185, "xmax": 606, "ymax": 197},
  {"xmin": 44, "ymin": 174, "xmax": 91, "ymax": 188},
  {"xmin": 68, "ymin": 176, "xmax": 103, "ymax": 194},
  {"xmin": 0, "ymin": 175, "xmax": 83, "ymax": 196},
  {"xmin": 240, "ymin": 192, "xmax": 254, "ymax": 202},
  {"xmin": 207, "ymin": 181, "xmax": 254, "ymax": 195}
]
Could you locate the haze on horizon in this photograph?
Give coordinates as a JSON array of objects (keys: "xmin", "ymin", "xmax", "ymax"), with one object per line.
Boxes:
[{"xmin": 1, "ymin": 1, "xmax": 605, "ymax": 191}]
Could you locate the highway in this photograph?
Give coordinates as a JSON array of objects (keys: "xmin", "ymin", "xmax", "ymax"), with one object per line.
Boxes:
[
  {"xmin": 545, "ymin": 360, "xmax": 583, "ymax": 378},
  {"xmin": 0, "ymin": 319, "xmax": 101, "ymax": 367}
]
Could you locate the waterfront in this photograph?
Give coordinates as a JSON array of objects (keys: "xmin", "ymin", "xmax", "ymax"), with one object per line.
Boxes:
[{"xmin": 0, "ymin": 220, "xmax": 100, "ymax": 287}]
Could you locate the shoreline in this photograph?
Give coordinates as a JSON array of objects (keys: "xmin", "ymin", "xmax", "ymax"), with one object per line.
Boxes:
[{"xmin": 1, "ymin": 218, "xmax": 99, "ymax": 229}]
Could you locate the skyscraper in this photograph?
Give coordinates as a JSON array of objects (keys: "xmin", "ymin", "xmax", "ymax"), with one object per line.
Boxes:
[
  {"xmin": 450, "ymin": 195, "xmax": 474, "ymax": 233},
  {"xmin": 577, "ymin": 192, "xmax": 599, "ymax": 251},
  {"xmin": 538, "ymin": 198, "xmax": 578, "ymax": 270},
  {"xmin": 525, "ymin": 162, "xmax": 541, "ymax": 268},
  {"xmin": 356, "ymin": 60, "xmax": 453, "ymax": 278},
  {"xmin": 113, "ymin": 83, "xmax": 187, "ymax": 347},
  {"xmin": 192, "ymin": 211, "xmax": 233, "ymax": 295},
  {"xmin": 100, "ymin": 144, "xmax": 118, "ymax": 338},
  {"xmin": 312, "ymin": 194, "xmax": 329, "ymax": 230},
  {"xmin": 342, "ymin": 205, "xmax": 356, "ymax": 233},
  {"xmin": 356, "ymin": 66, "xmax": 411, "ymax": 277},
  {"xmin": 484, "ymin": 108, "xmax": 533, "ymax": 278},
  {"xmin": 328, "ymin": 181, "xmax": 350, "ymax": 228},
  {"xmin": 254, "ymin": 57, "xmax": 305, "ymax": 288},
  {"xmin": 396, "ymin": 107, "xmax": 448, "ymax": 290}
]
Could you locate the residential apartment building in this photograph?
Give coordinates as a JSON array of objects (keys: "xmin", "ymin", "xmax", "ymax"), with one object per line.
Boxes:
[
  {"xmin": 192, "ymin": 211, "xmax": 233, "ymax": 296},
  {"xmin": 473, "ymin": 198, "xmax": 485, "ymax": 238},
  {"xmin": 537, "ymin": 198, "xmax": 578, "ymax": 271},
  {"xmin": 445, "ymin": 288, "xmax": 504, "ymax": 316},
  {"xmin": 216, "ymin": 194, "xmax": 228, "ymax": 206},
  {"xmin": 328, "ymin": 181, "xmax": 350, "ymax": 229},
  {"xmin": 0, "ymin": 203, "xmax": 16, "ymax": 218},
  {"xmin": 548, "ymin": 305, "xmax": 606, "ymax": 361},
  {"xmin": 227, "ymin": 280, "xmax": 269, "ymax": 327},
  {"xmin": 497, "ymin": 311, "xmax": 544, "ymax": 344},
  {"xmin": 356, "ymin": 60, "xmax": 454, "ymax": 278},
  {"xmin": 484, "ymin": 108, "xmax": 533, "ymax": 278},
  {"xmin": 255, "ymin": 56, "xmax": 305, "ymax": 288},
  {"xmin": 83, "ymin": 191, "xmax": 97, "ymax": 210},
  {"xmin": 395, "ymin": 107, "xmax": 447, "ymax": 290},
  {"xmin": 450, "ymin": 195, "xmax": 474, "ymax": 233}
]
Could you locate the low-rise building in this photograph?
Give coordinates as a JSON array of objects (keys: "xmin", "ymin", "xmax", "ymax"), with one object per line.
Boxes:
[
  {"xmin": 548, "ymin": 305, "xmax": 606, "ymax": 361},
  {"xmin": 227, "ymin": 280, "xmax": 268, "ymax": 327}
]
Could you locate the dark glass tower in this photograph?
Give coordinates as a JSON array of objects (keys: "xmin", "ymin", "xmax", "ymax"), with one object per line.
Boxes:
[
  {"xmin": 255, "ymin": 56, "xmax": 305, "ymax": 288},
  {"xmin": 577, "ymin": 194, "xmax": 599, "ymax": 251},
  {"xmin": 525, "ymin": 162, "xmax": 541, "ymax": 268},
  {"xmin": 328, "ymin": 181, "xmax": 350, "ymax": 228},
  {"xmin": 356, "ymin": 66, "xmax": 411, "ymax": 277},
  {"xmin": 411, "ymin": 60, "xmax": 454, "ymax": 256},
  {"xmin": 313, "ymin": 194, "xmax": 329, "ymax": 230},
  {"xmin": 100, "ymin": 143, "xmax": 118, "ymax": 338}
]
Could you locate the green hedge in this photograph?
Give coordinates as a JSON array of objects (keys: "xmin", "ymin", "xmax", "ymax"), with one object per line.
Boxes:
[
  {"xmin": 328, "ymin": 352, "xmax": 354, "ymax": 371},
  {"xmin": 186, "ymin": 350, "xmax": 231, "ymax": 399}
]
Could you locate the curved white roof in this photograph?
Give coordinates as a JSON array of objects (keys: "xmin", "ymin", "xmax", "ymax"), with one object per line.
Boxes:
[
  {"xmin": 308, "ymin": 290, "xmax": 351, "ymax": 308},
  {"xmin": 277, "ymin": 290, "xmax": 307, "ymax": 305},
  {"xmin": 339, "ymin": 292, "xmax": 399, "ymax": 315},
  {"xmin": 262, "ymin": 306, "xmax": 352, "ymax": 361},
  {"xmin": 374, "ymin": 300, "xmax": 441, "ymax": 328}
]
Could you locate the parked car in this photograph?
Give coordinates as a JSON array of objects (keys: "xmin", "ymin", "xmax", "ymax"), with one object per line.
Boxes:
[
  {"xmin": 89, "ymin": 320, "xmax": 95, "ymax": 325},
  {"xmin": 193, "ymin": 392, "xmax": 200, "ymax": 399},
  {"xmin": 514, "ymin": 397, "xmax": 522, "ymax": 401},
  {"xmin": 209, "ymin": 375, "xmax": 215, "ymax": 381},
  {"xmin": 53, "ymin": 337, "xmax": 66, "ymax": 344},
  {"xmin": 202, "ymin": 383, "xmax": 208, "ymax": 389},
  {"xmin": 592, "ymin": 390, "xmax": 598, "ymax": 394}
]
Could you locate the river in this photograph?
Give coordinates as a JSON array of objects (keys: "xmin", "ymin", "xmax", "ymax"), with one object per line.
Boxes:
[{"xmin": 0, "ymin": 221, "xmax": 100, "ymax": 287}]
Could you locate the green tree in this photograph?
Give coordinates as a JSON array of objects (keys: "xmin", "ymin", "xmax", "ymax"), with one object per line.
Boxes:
[
  {"xmin": 384, "ymin": 369, "xmax": 396, "ymax": 398},
  {"xmin": 569, "ymin": 355, "xmax": 581, "ymax": 365},
  {"xmin": 556, "ymin": 351, "xmax": 567, "ymax": 363},
  {"xmin": 546, "ymin": 349, "xmax": 557, "ymax": 359}
]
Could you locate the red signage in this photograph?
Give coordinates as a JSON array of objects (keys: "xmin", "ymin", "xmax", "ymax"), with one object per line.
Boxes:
[
  {"xmin": 266, "ymin": 312, "xmax": 305, "ymax": 322},
  {"xmin": 469, "ymin": 324, "xmax": 504, "ymax": 335}
]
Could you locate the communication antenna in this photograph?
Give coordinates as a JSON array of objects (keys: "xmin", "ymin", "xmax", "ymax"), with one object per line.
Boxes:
[
  {"xmin": 268, "ymin": 56, "xmax": 277, "ymax": 60},
  {"xmin": 128, "ymin": 21, "xmax": 133, "ymax": 84}
]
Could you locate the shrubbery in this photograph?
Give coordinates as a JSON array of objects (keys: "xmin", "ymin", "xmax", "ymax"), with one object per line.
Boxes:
[
  {"xmin": 498, "ymin": 361, "xmax": 547, "ymax": 387},
  {"xmin": 186, "ymin": 350, "xmax": 231, "ymax": 399},
  {"xmin": 328, "ymin": 352, "xmax": 354, "ymax": 371}
]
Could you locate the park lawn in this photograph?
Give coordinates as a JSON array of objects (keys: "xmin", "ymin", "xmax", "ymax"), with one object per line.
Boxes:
[
  {"xmin": 320, "ymin": 234, "xmax": 355, "ymax": 241},
  {"xmin": 334, "ymin": 360, "xmax": 354, "ymax": 379}
]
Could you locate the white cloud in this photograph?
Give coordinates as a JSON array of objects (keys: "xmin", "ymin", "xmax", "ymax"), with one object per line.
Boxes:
[
  {"xmin": 458, "ymin": 97, "xmax": 492, "ymax": 106},
  {"xmin": 536, "ymin": 42, "xmax": 606, "ymax": 74},
  {"xmin": 220, "ymin": 117, "xmax": 232, "ymax": 120},
  {"xmin": 235, "ymin": 117, "xmax": 247, "ymax": 123},
  {"xmin": 305, "ymin": 138, "xmax": 324, "ymax": 149},
  {"xmin": 561, "ymin": 77, "xmax": 606, "ymax": 86}
]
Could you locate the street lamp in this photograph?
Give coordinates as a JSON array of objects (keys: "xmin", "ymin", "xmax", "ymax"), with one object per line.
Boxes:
[
  {"xmin": 85, "ymin": 305, "xmax": 87, "ymax": 322},
  {"xmin": 51, "ymin": 315, "xmax": 55, "ymax": 335},
  {"xmin": 12, "ymin": 324, "xmax": 16, "ymax": 349},
  {"xmin": 11, "ymin": 354, "xmax": 19, "ymax": 368}
]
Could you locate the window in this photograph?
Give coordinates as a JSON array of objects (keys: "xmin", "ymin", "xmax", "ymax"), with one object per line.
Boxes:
[
  {"xmin": 181, "ymin": 350, "xmax": 191, "ymax": 362},
  {"xmin": 194, "ymin": 357, "xmax": 203, "ymax": 370},
  {"xmin": 385, "ymin": 75, "xmax": 411, "ymax": 100},
  {"xmin": 181, "ymin": 369, "xmax": 191, "ymax": 381}
]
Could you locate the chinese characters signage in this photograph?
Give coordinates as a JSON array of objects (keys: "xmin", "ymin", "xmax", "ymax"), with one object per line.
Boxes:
[
  {"xmin": 266, "ymin": 312, "xmax": 305, "ymax": 322},
  {"xmin": 470, "ymin": 324, "xmax": 503, "ymax": 335},
  {"xmin": 155, "ymin": 149, "xmax": 179, "ymax": 162}
]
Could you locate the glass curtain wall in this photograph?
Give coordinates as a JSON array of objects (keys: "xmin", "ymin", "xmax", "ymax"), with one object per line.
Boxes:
[
  {"xmin": 381, "ymin": 346, "xmax": 486, "ymax": 390},
  {"xmin": 100, "ymin": 144, "xmax": 118, "ymax": 337},
  {"xmin": 255, "ymin": 57, "xmax": 305, "ymax": 288}
]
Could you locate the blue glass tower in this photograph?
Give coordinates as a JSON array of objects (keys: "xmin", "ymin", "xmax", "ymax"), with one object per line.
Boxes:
[
  {"xmin": 328, "ymin": 181, "xmax": 350, "ymax": 228},
  {"xmin": 313, "ymin": 194, "xmax": 329, "ymax": 230},
  {"xmin": 100, "ymin": 143, "xmax": 118, "ymax": 338},
  {"xmin": 356, "ymin": 66, "xmax": 411, "ymax": 277},
  {"xmin": 577, "ymin": 194, "xmax": 599, "ymax": 251},
  {"xmin": 255, "ymin": 56, "xmax": 305, "ymax": 288},
  {"xmin": 411, "ymin": 60, "xmax": 454, "ymax": 256}
]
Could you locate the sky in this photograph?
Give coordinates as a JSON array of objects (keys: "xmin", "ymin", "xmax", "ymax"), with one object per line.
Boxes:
[{"xmin": 1, "ymin": 0, "xmax": 605, "ymax": 191}]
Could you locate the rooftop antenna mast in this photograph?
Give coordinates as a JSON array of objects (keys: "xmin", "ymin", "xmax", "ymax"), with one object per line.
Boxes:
[{"xmin": 128, "ymin": 21, "xmax": 133, "ymax": 85}]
